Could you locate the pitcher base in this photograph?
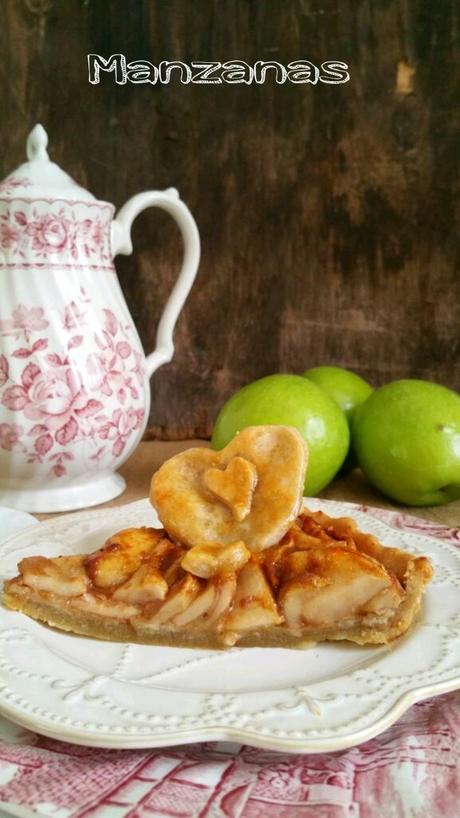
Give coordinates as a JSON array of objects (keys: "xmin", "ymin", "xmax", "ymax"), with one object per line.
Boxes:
[{"xmin": 0, "ymin": 473, "xmax": 126, "ymax": 513}]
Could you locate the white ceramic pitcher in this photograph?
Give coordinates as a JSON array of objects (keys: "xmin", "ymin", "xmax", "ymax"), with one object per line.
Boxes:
[{"xmin": 0, "ymin": 125, "xmax": 200, "ymax": 512}]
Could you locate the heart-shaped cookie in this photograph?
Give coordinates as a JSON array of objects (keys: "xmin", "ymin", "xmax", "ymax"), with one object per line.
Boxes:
[
  {"xmin": 151, "ymin": 425, "xmax": 308, "ymax": 552},
  {"xmin": 204, "ymin": 456, "xmax": 257, "ymax": 521}
]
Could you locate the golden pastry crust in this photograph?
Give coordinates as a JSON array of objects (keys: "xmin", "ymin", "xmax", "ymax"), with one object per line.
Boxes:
[
  {"xmin": 150, "ymin": 425, "xmax": 308, "ymax": 552},
  {"xmin": 3, "ymin": 509, "xmax": 433, "ymax": 648}
]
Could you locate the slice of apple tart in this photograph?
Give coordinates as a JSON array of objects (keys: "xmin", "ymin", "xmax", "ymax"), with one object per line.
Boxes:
[{"xmin": 3, "ymin": 426, "xmax": 433, "ymax": 648}]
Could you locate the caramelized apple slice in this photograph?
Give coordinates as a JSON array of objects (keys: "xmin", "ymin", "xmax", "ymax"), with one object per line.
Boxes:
[
  {"xmin": 361, "ymin": 584, "xmax": 405, "ymax": 613},
  {"xmin": 18, "ymin": 555, "xmax": 87, "ymax": 598},
  {"xmin": 72, "ymin": 593, "xmax": 139, "ymax": 619},
  {"xmin": 147, "ymin": 575, "xmax": 202, "ymax": 625},
  {"xmin": 113, "ymin": 537, "xmax": 186, "ymax": 604},
  {"xmin": 301, "ymin": 509, "xmax": 417, "ymax": 579},
  {"xmin": 173, "ymin": 582, "xmax": 217, "ymax": 626},
  {"xmin": 85, "ymin": 528, "xmax": 163, "ymax": 589},
  {"xmin": 278, "ymin": 550, "xmax": 315, "ymax": 583},
  {"xmin": 263, "ymin": 538, "xmax": 296, "ymax": 588},
  {"xmin": 113, "ymin": 559, "xmax": 168, "ymax": 604},
  {"xmin": 163, "ymin": 555, "xmax": 186, "ymax": 587},
  {"xmin": 280, "ymin": 547, "xmax": 403, "ymax": 629},
  {"xmin": 291, "ymin": 523, "xmax": 355, "ymax": 552},
  {"xmin": 223, "ymin": 563, "xmax": 282, "ymax": 632},
  {"xmin": 181, "ymin": 541, "xmax": 251, "ymax": 578},
  {"xmin": 205, "ymin": 573, "xmax": 237, "ymax": 626}
]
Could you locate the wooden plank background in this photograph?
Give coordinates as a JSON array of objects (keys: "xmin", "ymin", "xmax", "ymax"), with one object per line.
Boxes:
[{"xmin": 0, "ymin": 0, "xmax": 458, "ymax": 439}]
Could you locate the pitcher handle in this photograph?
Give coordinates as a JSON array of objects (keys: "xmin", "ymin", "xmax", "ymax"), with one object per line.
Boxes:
[{"xmin": 111, "ymin": 188, "xmax": 200, "ymax": 379}]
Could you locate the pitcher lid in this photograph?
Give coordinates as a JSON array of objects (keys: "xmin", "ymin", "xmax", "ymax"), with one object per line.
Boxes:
[{"xmin": 0, "ymin": 124, "xmax": 96, "ymax": 202}]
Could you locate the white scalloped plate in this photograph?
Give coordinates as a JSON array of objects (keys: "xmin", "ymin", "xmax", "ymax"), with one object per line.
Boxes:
[{"xmin": 0, "ymin": 498, "xmax": 459, "ymax": 753}]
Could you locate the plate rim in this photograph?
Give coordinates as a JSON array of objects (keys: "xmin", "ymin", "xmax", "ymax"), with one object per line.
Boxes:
[{"xmin": 0, "ymin": 675, "xmax": 459, "ymax": 753}]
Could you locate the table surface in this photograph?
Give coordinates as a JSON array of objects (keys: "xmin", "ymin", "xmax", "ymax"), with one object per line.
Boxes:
[{"xmin": 37, "ymin": 439, "xmax": 460, "ymax": 525}]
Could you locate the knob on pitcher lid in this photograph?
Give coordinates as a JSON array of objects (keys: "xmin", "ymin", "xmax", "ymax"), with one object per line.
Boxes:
[{"xmin": 0, "ymin": 124, "xmax": 96, "ymax": 202}]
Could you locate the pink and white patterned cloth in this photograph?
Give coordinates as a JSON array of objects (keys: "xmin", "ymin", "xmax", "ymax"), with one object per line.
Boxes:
[{"xmin": 0, "ymin": 507, "xmax": 459, "ymax": 818}]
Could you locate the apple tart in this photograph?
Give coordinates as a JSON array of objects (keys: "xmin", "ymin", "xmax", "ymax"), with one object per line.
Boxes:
[{"xmin": 3, "ymin": 426, "xmax": 433, "ymax": 648}]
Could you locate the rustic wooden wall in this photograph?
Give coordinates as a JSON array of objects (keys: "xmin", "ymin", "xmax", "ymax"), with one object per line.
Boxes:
[{"xmin": 1, "ymin": 0, "xmax": 458, "ymax": 439}]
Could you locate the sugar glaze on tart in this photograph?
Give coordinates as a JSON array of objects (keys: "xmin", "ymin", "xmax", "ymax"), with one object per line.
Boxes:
[{"xmin": 3, "ymin": 426, "xmax": 433, "ymax": 648}]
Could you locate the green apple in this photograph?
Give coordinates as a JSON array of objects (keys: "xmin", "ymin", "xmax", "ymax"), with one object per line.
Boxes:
[
  {"xmin": 303, "ymin": 366, "xmax": 374, "ymax": 472},
  {"xmin": 353, "ymin": 379, "xmax": 460, "ymax": 506},
  {"xmin": 211, "ymin": 374, "xmax": 349, "ymax": 496},
  {"xmin": 303, "ymin": 366, "xmax": 373, "ymax": 424}
]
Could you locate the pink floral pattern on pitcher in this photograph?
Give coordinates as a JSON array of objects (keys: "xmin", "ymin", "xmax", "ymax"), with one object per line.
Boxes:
[
  {"xmin": 0, "ymin": 175, "xmax": 32, "ymax": 195},
  {"xmin": 0, "ymin": 291, "xmax": 145, "ymax": 477},
  {"xmin": 0, "ymin": 201, "xmax": 113, "ymax": 266},
  {"xmin": 0, "ymin": 305, "xmax": 49, "ymax": 341}
]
